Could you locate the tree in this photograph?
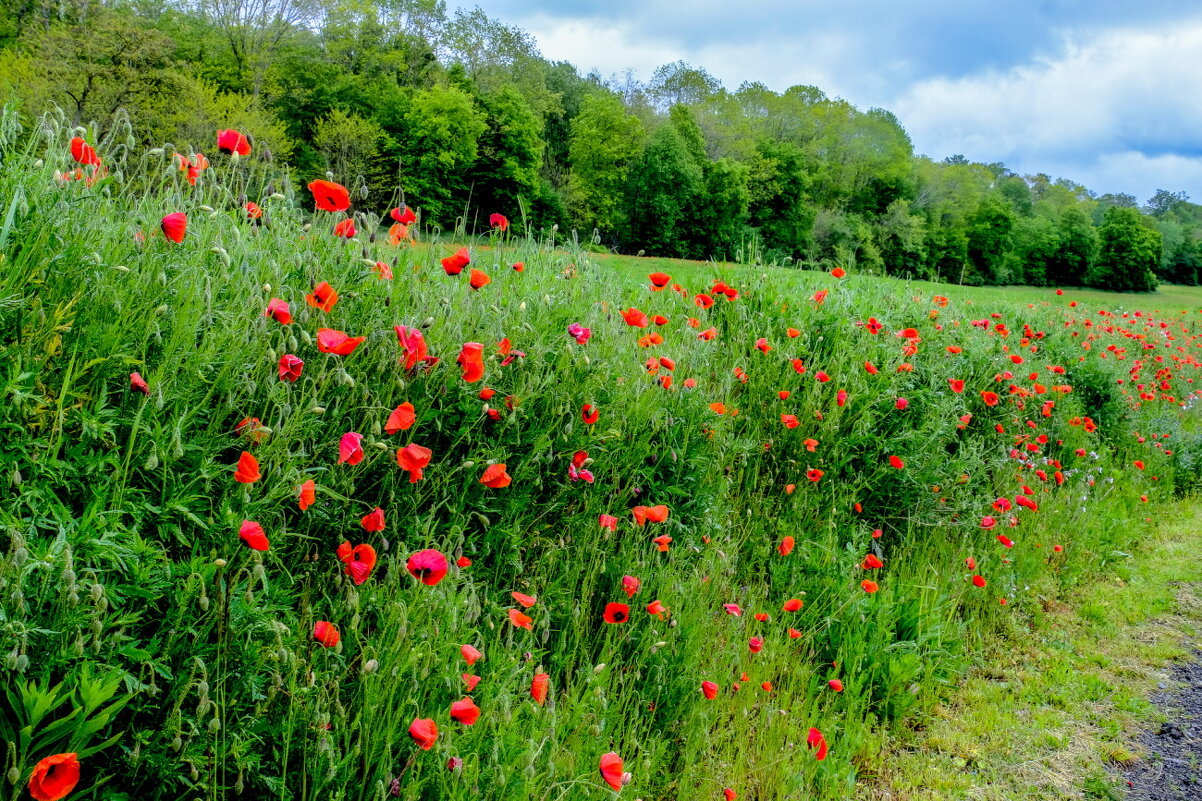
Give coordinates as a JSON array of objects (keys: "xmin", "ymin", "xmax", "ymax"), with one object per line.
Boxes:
[
  {"xmin": 964, "ymin": 196, "xmax": 1015, "ymax": 284},
  {"xmin": 311, "ymin": 108, "xmax": 396, "ymax": 203},
  {"xmin": 567, "ymin": 92, "xmax": 645, "ymax": 237},
  {"xmin": 395, "ymin": 84, "xmax": 487, "ymax": 224},
  {"xmin": 1046, "ymin": 207, "xmax": 1097, "ymax": 286},
  {"xmin": 1144, "ymin": 189, "xmax": 1189, "ymax": 218},
  {"xmin": 467, "ymin": 86, "xmax": 543, "ymax": 229},
  {"xmin": 625, "ymin": 123, "xmax": 704, "ymax": 257},
  {"xmin": 1087, "ymin": 206, "xmax": 1161, "ymax": 292},
  {"xmin": 28, "ymin": 8, "xmax": 179, "ymax": 128},
  {"xmin": 745, "ymin": 139, "xmax": 813, "ymax": 260},
  {"xmin": 646, "ymin": 61, "xmax": 721, "ymax": 111},
  {"xmin": 199, "ymin": 0, "xmax": 322, "ymax": 95},
  {"xmin": 701, "ymin": 158, "xmax": 750, "ymax": 260}
]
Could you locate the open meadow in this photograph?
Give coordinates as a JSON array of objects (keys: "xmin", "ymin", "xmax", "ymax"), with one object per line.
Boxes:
[{"xmin": 4, "ymin": 112, "xmax": 1202, "ymax": 800}]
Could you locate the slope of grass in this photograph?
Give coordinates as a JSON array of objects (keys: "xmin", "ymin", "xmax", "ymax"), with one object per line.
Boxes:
[{"xmin": 3, "ymin": 111, "xmax": 1202, "ymax": 800}]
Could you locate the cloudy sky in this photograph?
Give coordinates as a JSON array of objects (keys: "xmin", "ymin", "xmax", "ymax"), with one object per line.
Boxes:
[{"xmin": 451, "ymin": 1, "xmax": 1202, "ymax": 203}]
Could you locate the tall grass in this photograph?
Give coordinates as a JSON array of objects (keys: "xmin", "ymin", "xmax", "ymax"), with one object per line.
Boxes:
[{"xmin": 2, "ymin": 106, "xmax": 1199, "ymax": 800}]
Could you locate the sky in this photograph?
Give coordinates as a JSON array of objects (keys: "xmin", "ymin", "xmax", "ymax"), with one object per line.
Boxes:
[{"xmin": 450, "ymin": 1, "xmax": 1202, "ymax": 203}]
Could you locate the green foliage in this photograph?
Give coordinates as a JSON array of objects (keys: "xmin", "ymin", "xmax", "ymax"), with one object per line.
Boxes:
[
  {"xmin": 395, "ymin": 83, "xmax": 487, "ymax": 224},
  {"xmin": 567, "ymin": 92, "xmax": 645, "ymax": 237},
  {"xmin": 1088, "ymin": 206, "xmax": 1162, "ymax": 292},
  {"xmin": 466, "ymin": 87, "xmax": 543, "ymax": 229},
  {"xmin": 625, "ymin": 120, "xmax": 704, "ymax": 257}
]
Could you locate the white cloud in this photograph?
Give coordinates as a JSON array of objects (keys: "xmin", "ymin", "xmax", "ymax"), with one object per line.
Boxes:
[
  {"xmin": 893, "ymin": 19, "xmax": 1202, "ymax": 198},
  {"xmin": 511, "ymin": 12, "xmax": 860, "ymax": 100}
]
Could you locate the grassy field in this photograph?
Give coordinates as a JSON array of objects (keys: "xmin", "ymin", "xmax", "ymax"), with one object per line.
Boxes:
[{"xmin": 4, "ymin": 112, "xmax": 1202, "ymax": 801}]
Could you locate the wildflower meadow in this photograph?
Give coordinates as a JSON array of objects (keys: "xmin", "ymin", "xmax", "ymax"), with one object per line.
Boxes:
[{"xmin": 3, "ymin": 109, "xmax": 1202, "ymax": 800}]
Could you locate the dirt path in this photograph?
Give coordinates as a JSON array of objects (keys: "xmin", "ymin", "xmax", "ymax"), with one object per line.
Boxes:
[{"xmin": 1124, "ymin": 652, "xmax": 1202, "ymax": 800}]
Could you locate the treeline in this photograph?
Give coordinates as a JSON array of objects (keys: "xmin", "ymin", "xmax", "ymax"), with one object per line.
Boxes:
[{"xmin": 2, "ymin": 0, "xmax": 1200, "ymax": 289}]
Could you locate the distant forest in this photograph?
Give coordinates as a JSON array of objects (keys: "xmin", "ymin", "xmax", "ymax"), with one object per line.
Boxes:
[{"xmin": 2, "ymin": 0, "xmax": 1199, "ymax": 289}]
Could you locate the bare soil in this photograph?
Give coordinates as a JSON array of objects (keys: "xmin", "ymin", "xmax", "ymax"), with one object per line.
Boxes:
[{"xmin": 1124, "ymin": 654, "xmax": 1202, "ymax": 800}]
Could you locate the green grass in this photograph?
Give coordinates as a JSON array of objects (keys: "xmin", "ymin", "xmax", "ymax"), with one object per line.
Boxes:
[
  {"xmin": 3, "ymin": 109, "xmax": 1202, "ymax": 800},
  {"xmin": 864, "ymin": 499, "xmax": 1202, "ymax": 800}
]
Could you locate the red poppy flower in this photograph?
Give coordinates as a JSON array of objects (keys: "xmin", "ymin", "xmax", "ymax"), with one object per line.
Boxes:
[
  {"xmin": 129, "ymin": 372, "xmax": 150, "ymax": 395},
  {"xmin": 789, "ymin": 627, "xmax": 802, "ymax": 638},
  {"xmin": 972, "ymin": 575, "xmax": 987, "ymax": 588},
  {"xmin": 337, "ymin": 541, "xmax": 377, "ymax": 584},
  {"xmin": 622, "ymin": 575, "xmax": 640, "ymax": 597},
  {"xmin": 391, "ymin": 205, "xmax": 417, "ymax": 224},
  {"xmin": 463, "ymin": 673, "xmax": 481, "ymax": 690},
  {"xmin": 308, "ymin": 179, "xmax": 350, "ymax": 212},
  {"xmin": 234, "ymin": 451, "xmax": 260, "ymax": 483},
  {"xmin": 981, "ymin": 390, "xmax": 1001, "ymax": 406},
  {"xmin": 406, "ymin": 549, "xmax": 448, "ymax": 586},
  {"xmin": 754, "ymin": 612, "xmax": 770, "ymax": 622},
  {"xmin": 888, "ymin": 455, "xmax": 905, "ymax": 469},
  {"xmin": 779, "ymin": 536, "xmax": 795, "ymax": 556},
  {"xmin": 409, "ymin": 718, "xmax": 438, "ymax": 750},
  {"xmin": 997, "ymin": 534, "xmax": 1015, "ymax": 548},
  {"xmin": 632, "ymin": 505, "xmax": 670, "ymax": 525},
  {"xmin": 161, "ymin": 212, "xmax": 187, "ymax": 244},
  {"xmin": 360, "ymin": 506, "xmax": 385, "ymax": 532},
  {"xmin": 828, "ymin": 679, "xmax": 844, "ymax": 692},
  {"xmin": 582, "ymin": 404, "xmax": 600, "ymax": 424},
  {"xmin": 397, "ymin": 443, "xmax": 432, "ymax": 483},
  {"xmin": 480, "ymin": 463, "xmax": 511, "ymax": 488},
  {"xmin": 508, "ymin": 608, "xmax": 533, "ymax": 630},
  {"xmin": 648, "ymin": 272, "xmax": 671, "ymax": 290},
  {"xmin": 807, "ymin": 727, "xmax": 829, "ymax": 760},
  {"xmin": 338, "ymin": 432, "xmax": 364, "ymax": 465},
  {"xmin": 783, "ymin": 598, "xmax": 803, "ymax": 612},
  {"xmin": 278, "ymin": 354, "xmax": 304, "ymax": 382},
  {"xmin": 299, "ymin": 479, "xmax": 316, "ymax": 511},
  {"xmin": 216, "ymin": 129, "xmax": 251, "ymax": 156},
  {"xmin": 646, "ymin": 599, "xmax": 666, "ymax": 617},
  {"xmin": 238, "ymin": 520, "xmax": 269, "ymax": 551},
  {"xmin": 316, "ymin": 329, "xmax": 365, "ymax": 355},
  {"xmin": 599, "ymin": 514, "xmax": 619, "ymax": 531},
  {"xmin": 512, "ymin": 591, "xmax": 537, "ymax": 608},
  {"xmin": 458, "ymin": 342, "xmax": 485, "ymax": 382},
  {"xmin": 531, "ymin": 672, "xmax": 549, "ymax": 705},
  {"xmin": 27, "ymin": 753, "xmax": 80, "ymax": 801},
  {"xmin": 450, "ymin": 697, "xmax": 480, "ymax": 726},
  {"xmin": 948, "ymin": 379, "xmax": 965, "ymax": 393},
  {"xmin": 461, "ymin": 644, "xmax": 483, "ymax": 665},
  {"xmin": 756, "ymin": 337, "xmax": 772, "ymax": 353},
  {"xmin": 861, "ymin": 580, "xmax": 879, "ymax": 593},
  {"xmin": 306, "ymin": 281, "xmax": 339, "ymax": 313},
  {"xmin": 333, "ymin": 218, "xmax": 356, "ymax": 238},
  {"xmin": 862, "ymin": 554, "xmax": 884, "ymax": 569},
  {"xmin": 831, "ymin": 266, "xmax": 846, "ymax": 278},
  {"xmin": 749, "ymin": 636, "xmax": 764, "ymax": 653},
  {"xmin": 384, "ymin": 402, "xmax": 417, "ymax": 434},
  {"xmin": 469, "ymin": 269, "xmax": 491, "ymax": 289},
  {"xmin": 599, "ymin": 753, "xmax": 625, "ymax": 791},
  {"xmin": 622, "ymin": 307, "xmax": 650, "ymax": 328},
  {"xmin": 806, "ymin": 468, "xmax": 824, "ymax": 483},
  {"xmin": 313, "ymin": 620, "xmax": 340, "ymax": 647},
  {"xmin": 69, "ymin": 137, "xmax": 100, "ymax": 166},
  {"xmin": 701, "ymin": 680, "xmax": 719, "ymax": 700},
  {"xmin": 603, "ymin": 602, "xmax": 630, "ymax": 623},
  {"xmin": 442, "ymin": 247, "xmax": 471, "ymax": 275},
  {"xmin": 489, "ymin": 213, "xmax": 509, "ymax": 230},
  {"xmin": 395, "ymin": 326, "xmax": 435, "ymax": 371},
  {"xmin": 245, "ymin": 201, "xmax": 262, "ymax": 220},
  {"xmin": 264, "ymin": 298, "xmax": 291, "ymax": 325}
]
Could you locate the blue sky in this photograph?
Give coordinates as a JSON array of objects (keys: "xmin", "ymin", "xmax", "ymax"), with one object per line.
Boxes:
[{"xmin": 452, "ymin": 1, "xmax": 1202, "ymax": 202}]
